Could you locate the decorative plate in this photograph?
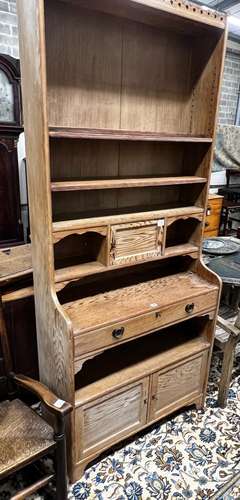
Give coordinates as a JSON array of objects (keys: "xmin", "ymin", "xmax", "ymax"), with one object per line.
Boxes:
[{"xmin": 202, "ymin": 237, "xmax": 240, "ymax": 255}]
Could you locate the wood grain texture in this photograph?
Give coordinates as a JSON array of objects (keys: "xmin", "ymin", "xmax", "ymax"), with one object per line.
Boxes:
[
  {"xmin": 204, "ymin": 193, "xmax": 223, "ymax": 236},
  {"xmin": 46, "ymin": 1, "xmax": 122, "ymax": 129},
  {"xmin": 75, "ymin": 329, "xmax": 210, "ymax": 406},
  {"xmin": 109, "ymin": 220, "xmax": 164, "ymax": 265},
  {"xmin": 49, "ymin": 128, "xmax": 213, "ymax": 141},
  {"xmin": 64, "ymin": 271, "xmax": 218, "ymax": 336},
  {"xmin": 51, "ymin": 177, "xmax": 207, "ymax": 191},
  {"xmin": 76, "ymin": 378, "xmax": 148, "ymax": 460},
  {"xmin": 53, "ymin": 206, "xmax": 204, "ymax": 232},
  {"xmin": 149, "ymin": 351, "xmax": 207, "ymax": 420},
  {"xmin": 16, "ymin": 0, "xmax": 75, "ymax": 477},
  {"xmin": 74, "ymin": 327, "xmax": 210, "ymax": 465},
  {"xmin": 0, "ymin": 244, "xmax": 32, "ymax": 284},
  {"xmin": 17, "ymin": 0, "xmax": 226, "ymax": 482},
  {"xmin": 73, "ymin": 290, "xmax": 217, "ymax": 361},
  {"xmin": 10, "ymin": 475, "xmax": 54, "ymax": 500}
]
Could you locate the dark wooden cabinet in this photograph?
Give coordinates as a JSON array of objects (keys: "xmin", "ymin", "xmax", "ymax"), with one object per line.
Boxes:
[{"xmin": 0, "ymin": 54, "xmax": 23, "ymax": 247}]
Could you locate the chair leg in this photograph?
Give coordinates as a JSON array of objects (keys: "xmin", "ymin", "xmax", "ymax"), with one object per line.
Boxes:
[
  {"xmin": 54, "ymin": 424, "xmax": 68, "ymax": 500},
  {"xmin": 218, "ymin": 335, "xmax": 236, "ymax": 408}
]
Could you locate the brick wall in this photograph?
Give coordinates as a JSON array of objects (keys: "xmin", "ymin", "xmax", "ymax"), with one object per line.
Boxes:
[
  {"xmin": 0, "ymin": 0, "xmax": 18, "ymax": 58},
  {"xmin": 218, "ymin": 48, "xmax": 240, "ymax": 125}
]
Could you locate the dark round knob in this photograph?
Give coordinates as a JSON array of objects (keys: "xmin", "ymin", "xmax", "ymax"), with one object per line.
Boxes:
[
  {"xmin": 185, "ymin": 303, "xmax": 194, "ymax": 314},
  {"xmin": 112, "ymin": 327, "xmax": 124, "ymax": 339}
]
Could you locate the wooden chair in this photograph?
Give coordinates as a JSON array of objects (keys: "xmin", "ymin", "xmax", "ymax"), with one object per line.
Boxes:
[
  {"xmin": 216, "ymin": 315, "xmax": 240, "ymax": 407},
  {"xmin": 0, "ymin": 294, "xmax": 72, "ymax": 500}
]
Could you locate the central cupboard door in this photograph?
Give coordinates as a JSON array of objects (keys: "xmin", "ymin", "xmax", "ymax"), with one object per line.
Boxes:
[
  {"xmin": 76, "ymin": 377, "xmax": 149, "ymax": 461},
  {"xmin": 109, "ymin": 220, "xmax": 164, "ymax": 265},
  {"xmin": 149, "ymin": 351, "xmax": 208, "ymax": 422}
]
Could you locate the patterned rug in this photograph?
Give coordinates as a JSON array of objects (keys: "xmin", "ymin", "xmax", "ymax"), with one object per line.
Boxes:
[{"xmin": 1, "ymin": 344, "xmax": 240, "ymax": 500}]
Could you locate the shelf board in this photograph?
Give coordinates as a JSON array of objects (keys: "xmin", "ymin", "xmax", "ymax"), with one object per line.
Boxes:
[
  {"xmin": 63, "ymin": 271, "xmax": 218, "ymax": 336},
  {"xmin": 49, "ymin": 127, "xmax": 213, "ymax": 143},
  {"xmin": 75, "ymin": 334, "xmax": 210, "ymax": 406},
  {"xmin": 52, "ymin": 205, "xmax": 204, "ymax": 232},
  {"xmin": 54, "ymin": 242, "xmax": 199, "ymax": 284},
  {"xmin": 0, "ymin": 244, "xmax": 32, "ymax": 285},
  {"xmin": 2, "ymin": 243, "xmax": 199, "ymax": 302},
  {"xmin": 51, "ymin": 177, "xmax": 207, "ymax": 192},
  {"xmin": 165, "ymin": 243, "xmax": 199, "ymax": 257},
  {"xmin": 55, "ymin": 261, "xmax": 105, "ymax": 284}
]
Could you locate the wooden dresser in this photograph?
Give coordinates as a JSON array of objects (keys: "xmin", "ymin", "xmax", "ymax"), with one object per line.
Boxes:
[
  {"xmin": 204, "ymin": 194, "xmax": 224, "ymax": 237},
  {"xmin": 17, "ymin": 0, "xmax": 226, "ymax": 481}
]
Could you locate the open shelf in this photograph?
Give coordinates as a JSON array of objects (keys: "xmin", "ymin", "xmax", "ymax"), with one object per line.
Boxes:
[
  {"xmin": 51, "ymin": 176, "xmax": 207, "ymax": 191},
  {"xmin": 49, "ymin": 127, "xmax": 213, "ymax": 142},
  {"xmin": 54, "ymin": 243, "xmax": 200, "ymax": 284},
  {"xmin": 52, "ymin": 205, "xmax": 204, "ymax": 231},
  {"xmin": 75, "ymin": 320, "xmax": 210, "ymax": 404}
]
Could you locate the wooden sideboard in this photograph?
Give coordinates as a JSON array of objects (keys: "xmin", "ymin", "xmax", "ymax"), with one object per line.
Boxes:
[
  {"xmin": 204, "ymin": 194, "xmax": 224, "ymax": 238},
  {"xmin": 17, "ymin": 0, "xmax": 226, "ymax": 481}
]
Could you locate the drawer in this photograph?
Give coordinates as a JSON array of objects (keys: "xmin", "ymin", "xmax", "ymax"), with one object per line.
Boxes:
[
  {"xmin": 149, "ymin": 350, "xmax": 208, "ymax": 421},
  {"xmin": 109, "ymin": 220, "xmax": 164, "ymax": 265},
  {"xmin": 204, "ymin": 213, "xmax": 221, "ymax": 231},
  {"xmin": 75, "ymin": 377, "xmax": 149, "ymax": 460},
  {"xmin": 204, "ymin": 229, "xmax": 218, "ymax": 238},
  {"xmin": 74, "ymin": 289, "xmax": 218, "ymax": 360}
]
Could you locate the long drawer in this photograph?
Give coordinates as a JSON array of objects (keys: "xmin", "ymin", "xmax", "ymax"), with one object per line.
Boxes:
[{"xmin": 74, "ymin": 289, "xmax": 218, "ymax": 360}]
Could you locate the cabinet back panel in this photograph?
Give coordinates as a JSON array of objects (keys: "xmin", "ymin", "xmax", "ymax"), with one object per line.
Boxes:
[
  {"xmin": 52, "ymin": 186, "xmax": 180, "ymax": 221},
  {"xmin": 45, "ymin": 1, "xmax": 222, "ymax": 135},
  {"xmin": 50, "ymin": 140, "xmax": 211, "ymax": 181}
]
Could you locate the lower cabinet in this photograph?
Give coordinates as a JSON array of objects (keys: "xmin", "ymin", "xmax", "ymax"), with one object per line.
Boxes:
[
  {"xmin": 75, "ymin": 347, "xmax": 209, "ymax": 465},
  {"xmin": 149, "ymin": 352, "xmax": 208, "ymax": 421},
  {"xmin": 75, "ymin": 378, "xmax": 149, "ymax": 461}
]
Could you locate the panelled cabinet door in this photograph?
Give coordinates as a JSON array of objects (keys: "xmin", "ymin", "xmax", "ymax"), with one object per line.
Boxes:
[
  {"xmin": 149, "ymin": 351, "xmax": 208, "ymax": 422},
  {"xmin": 76, "ymin": 377, "xmax": 149, "ymax": 461},
  {"xmin": 109, "ymin": 220, "xmax": 165, "ymax": 265}
]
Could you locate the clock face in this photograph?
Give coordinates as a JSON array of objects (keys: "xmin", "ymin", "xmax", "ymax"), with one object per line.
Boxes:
[{"xmin": 0, "ymin": 69, "xmax": 14, "ymax": 122}]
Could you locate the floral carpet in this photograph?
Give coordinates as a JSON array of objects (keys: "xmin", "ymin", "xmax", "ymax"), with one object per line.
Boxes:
[{"xmin": 1, "ymin": 344, "xmax": 240, "ymax": 500}]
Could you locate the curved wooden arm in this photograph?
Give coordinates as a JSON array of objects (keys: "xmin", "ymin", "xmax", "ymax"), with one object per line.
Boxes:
[
  {"xmin": 217, "ymin": 316, "xmax": 240, "ymax": 339},
  {"xmin": 12, "ymin": 374, "xmax": 72, "ymax": 417}
]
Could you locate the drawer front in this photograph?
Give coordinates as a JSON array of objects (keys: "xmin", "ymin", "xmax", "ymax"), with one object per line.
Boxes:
[
  {"xmin": 204, "ymin": 229, "xmax": 218, "ymax": 238},
  {"xmin": 207, "ymin": 198, "xmax": 223, "ymax": 213},
  {"xmin": 74, "ymin": 290, "xmax": 218, "ymax": 360},
  {"xmin": 75, "ymin": 378, "xmax": 149, "ymax": 460},
  {"xmin": 109, "ymin": 220, "xmax": 164, "ymax": 265},
  {"xmin": 204, "ymin": 213, "xmax": 221, "ymax": 232},
  {"xmin": 149, "ymin": 350, "xmax": 208, "ymax": 421}
]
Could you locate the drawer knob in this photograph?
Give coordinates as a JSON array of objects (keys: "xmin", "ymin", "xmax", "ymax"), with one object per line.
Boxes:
[
  {"xmin": 185, "ymin": 303, "xmax": 194, "ymax": 314},
  {"xmin": 112, "ymin": 327, "xmax": 125, "ymax": 339}
]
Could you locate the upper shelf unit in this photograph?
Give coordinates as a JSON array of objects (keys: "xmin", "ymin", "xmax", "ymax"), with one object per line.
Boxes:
[{"xmin": 45, "ymin": 0, "xmax": 226, "ymax": 138}]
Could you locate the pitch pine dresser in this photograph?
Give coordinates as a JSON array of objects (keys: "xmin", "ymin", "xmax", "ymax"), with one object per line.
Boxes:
[{"xmin": 17, "ymin": 0, "xmax": 226, "ymax": 481}]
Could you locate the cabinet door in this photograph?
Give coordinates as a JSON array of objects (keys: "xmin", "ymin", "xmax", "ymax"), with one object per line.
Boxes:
[
  {"xmin": 149, "ymin": 351, "xmax": 208, "ymax": 422},
  {"xmin": 75, "ymin": 377, "xmax": 149, "ymax": 461},
  {"xmin": 109, "ymin": 220, "xmax": 164, "ymax": 265}
]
